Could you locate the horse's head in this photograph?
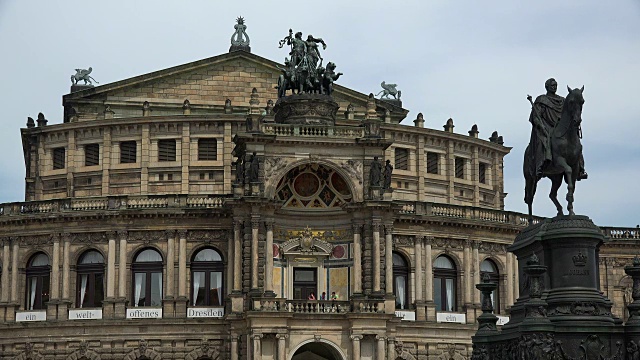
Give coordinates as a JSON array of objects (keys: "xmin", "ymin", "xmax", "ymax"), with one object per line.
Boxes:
[{"xmin": 566, "ymin": 85, "xmax": 585, "ymax": 126}]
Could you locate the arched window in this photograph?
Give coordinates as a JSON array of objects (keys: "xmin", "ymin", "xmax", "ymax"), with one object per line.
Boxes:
[
  {"xmin": 392, "ymin": 252, "xmax": 409, "ymax": 310},
  {"xmin": 132, "ymin": 249, "xmax": 163, "ymax": 307},
  {"xmin": 76, "ymin": 250, "xmax": 105, "ymax": 308},
  {"xmin": 191, "ymin": 248, "xmax": 224, "ymax": 306},
  {"xmin": 26, "ymin": 253, "xmax": 50, "ymax": 310},
  {"xmin": 434, "ymin": 255, "xmax": 457, "ymax": 312},
  {"xmin": 481, "ymin": 259, "xmax": 500, "ymax": 314}
]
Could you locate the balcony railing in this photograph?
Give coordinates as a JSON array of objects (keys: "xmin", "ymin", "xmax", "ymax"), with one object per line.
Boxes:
[
  {"xmin": 261, "ymin": 123, "xmax": 364, "ymax": 139},
  {"xmin": 0, "ymin": 194, "xmax": 229, "ymax": 216},
  {"xmin": 253, "ymin": 298, "xmax": 385, "ymax": 314},
  {"xmin": 602, "ymin": 227, "xmax": 640, "ymax": 240}
]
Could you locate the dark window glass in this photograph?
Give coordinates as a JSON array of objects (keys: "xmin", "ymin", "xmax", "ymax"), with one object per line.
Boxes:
[
  {"xmin": 455, "ymin": 157, "xmax": 465, "ymax": 179},
  {"xmin": 427, "ymin": 152, "xmax": 439, "ymax": 174},
  {"xmin": 120, "ymin": 141, "xmax": 137, "ymax": 164},
  {"xmin": 191, "ymin": 248, "xmax": 224, "ymax": 306},
  {"xmin": 479, "ymin": 163, "xmax": 487, "ymax": 184},
  {"xmin": 198, "ymin": 138, "xmax": 217, "ymax": 161},
  {"xmin": 158, "ymin": 139, "xmax": 176, "ymax": 162},
  {"xmin": 481, "ymin": 259, "xmax": 500, "ymax": 313},
  {"xmin": 53, "ymin": 148, "xmax": 66, "ymax": 169},
  {"xmin": 132, "ymin": 249, "xmax": 163, "ymax": 307},
  {"xmin": 26, "ymin": 253, "xmax": 50, "ymax": 310},
  {"xmin": 393, "ymin": 252, "xmax": 409, "ymax": 310},
  {"xmin": 84, "ymin": 144, "xmax": 100, "ymax": 166},
  {"xmin": 434, "ymin": 255, "xmax": 457, "ymax": 312},
  {"xmin": 76, "ymin": 250, "xmax": 105, "ymax": 308},
  {"xmin": 395, "ymin": 148, "xmax": 408, "ymax": 170}
]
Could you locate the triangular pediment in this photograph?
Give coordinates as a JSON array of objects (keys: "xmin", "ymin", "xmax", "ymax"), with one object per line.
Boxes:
[{"xmin": 63, "ymin": 51, "xmax": 408, "ymax": 122}]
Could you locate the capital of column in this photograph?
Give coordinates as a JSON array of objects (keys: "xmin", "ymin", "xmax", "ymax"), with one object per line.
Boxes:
[
  {"xmin": 384, "ymin": 224, "xmax": 394, "ymax": 235},
  {"xmin": 253, "ymin": 333, "xmax": 264, "ymax": 340},
  {"xmin": 372, "ymin": 221, "xmax": 381, "ymax": 232},
  {"xmin": 265, "ymin": 220, "xmax": 274, "ymax": 232},
  {"xmin": 275, "ymin": 334, "xmax": 288, "ymax": 340},
  {"xmin": 350, "ymin": 335, "xmax": 363, "ymax": 341},
  {"xmin": 52, "ymin": 233, "xmax": 60, "ymax": 243},
  {"xmin": 165, "ymin": 230, "xmax": 176, "ymax": 239},
  {"xmin": 464, "ymin": 239, "xmax": 472, "ymax": 249},
  {"xmin": 352, "ymin": 223, "xmax": 363, "ymax": 234},
  {"xmin": 117, "ymin": 230, "xmax": 128, "ymax": 241},
  {"xmin": 415, "ymin": 235, "xmax": 424, "ymax": 245},
  {"xmin": 177, "ymin": 229, "xmax": 188, "ymax": 238},
  {"xmin": 251, "ymin": 218, "xmax": 260, "ymax": 230},
  {"xmin": 106, "ymin": 231, "xmax": 117, "ymax": 239},
  {"xmin": 375, "ymin": 335, "xmax": 387, "ymax": 341},
  {"xmin": 471, "ymin": 240, "xmax": 480, "ymax": 250},
  {"xmin": 424, "ymin": 236, "xmax": 434, "ymax": 246}
]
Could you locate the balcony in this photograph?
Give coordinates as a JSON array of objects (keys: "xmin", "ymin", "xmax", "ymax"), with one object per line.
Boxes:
[{"xmin": 252, "ymin": 298, "xmax": 387, "ymax": 314}]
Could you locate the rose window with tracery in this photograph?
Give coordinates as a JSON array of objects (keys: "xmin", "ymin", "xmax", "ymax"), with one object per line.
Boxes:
[{"xmin": 276, "ymin": 164, "xmax": 352, "ymax": 208}]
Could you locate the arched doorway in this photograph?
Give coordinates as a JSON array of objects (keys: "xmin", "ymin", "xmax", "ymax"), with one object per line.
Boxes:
[{"xmin": 291, "ymin": 342, "xmax": 344, "ymax": 360}]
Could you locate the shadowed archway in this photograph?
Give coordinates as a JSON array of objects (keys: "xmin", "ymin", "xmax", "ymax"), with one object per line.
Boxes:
[{"xmin": 291, "ymin": 341, "xmax": 343, "ymax": 360}]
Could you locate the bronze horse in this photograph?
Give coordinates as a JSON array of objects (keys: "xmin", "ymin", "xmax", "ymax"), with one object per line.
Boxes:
[{"xmin": 524, "ymin": 86, "xmax": 585, "ymax": 221}]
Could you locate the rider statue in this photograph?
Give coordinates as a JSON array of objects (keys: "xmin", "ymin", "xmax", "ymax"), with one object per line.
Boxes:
[{"xmin": 528, "ymin": 78, "xmax": 587, "ymax": 180}]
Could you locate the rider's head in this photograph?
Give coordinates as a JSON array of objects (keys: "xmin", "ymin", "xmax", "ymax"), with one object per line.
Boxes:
[{"xmin": 545, "ymin": 78, "xmax": 558, "ymax": 94}]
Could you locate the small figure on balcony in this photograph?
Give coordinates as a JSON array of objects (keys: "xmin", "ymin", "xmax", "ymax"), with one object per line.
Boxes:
[
  {"xmin": 308, "ymin": 292, "xmax": 316, "ymax": 300},
  {"xmin": 330, "ymin": 292, "xmax": 338, "ymax": 300}
]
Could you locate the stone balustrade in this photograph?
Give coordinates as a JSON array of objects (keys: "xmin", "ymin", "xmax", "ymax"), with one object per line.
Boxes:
[
  {"xmin": 252, "ymin": 298, "xmax": 381, "ymax": 314},
  {"xmin": 261, "ymin": 123, "xmax": 364, "ymax": 138},
  {"xmin": 602, "ymin": 227, "xmax": 640, "ymax": 240},
  {"xmin": 0, "ymin": 194, "xmax": 229, "ymax": 216}
]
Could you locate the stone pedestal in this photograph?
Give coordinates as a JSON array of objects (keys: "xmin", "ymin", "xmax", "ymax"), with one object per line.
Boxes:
[
  {"xmin": 174, "ymin": 296, "xmax": 188, "ymax": 317},
  {"xmin": 424, "ymin": 301, "xmax": 437, "ymax": 322},
  {"xmin": 46, "ymin": 300, "xmax": 70, "ymax": 321},
  {"xmin": 70, "ymin": 84, "xmax": 94, "ymax": 93},
  {"xmin": 472, "ymin": 216, "xmax": 625, "ymax": 359},
  {"xmin": 162, "ymin": 297, "xmax": 177, "ymax": 318},
  {"xmin": 229, "ymin": 293, "xmax": 244, "ymax": 314},
  {"xmin": 0, "ymin": 303, "xmax": 18, "ymax": 322}
]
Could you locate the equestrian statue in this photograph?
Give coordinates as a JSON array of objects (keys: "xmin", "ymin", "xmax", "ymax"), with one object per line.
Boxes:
[{"xmin": 523, "ymin": 78, "xmax": 588, "ymax": 222}]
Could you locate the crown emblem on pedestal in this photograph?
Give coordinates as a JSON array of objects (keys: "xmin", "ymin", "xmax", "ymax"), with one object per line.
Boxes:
[{"xmin": 573, "ymin": 251, "xmax": 587, "ymax": 267}]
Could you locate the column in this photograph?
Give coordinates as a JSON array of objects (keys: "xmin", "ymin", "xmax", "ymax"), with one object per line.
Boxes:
[
  {"xmin": 118, "ymin": 231, "xmax": 128, "ymax": 299},
  {"xmin": 384, "ymin": 225, "xmax": 393, "ymax": 295},
  {"xmin": 387, "ymin": 338, "xmax": 396, "ymax": 360},
  {"xmin": 178, "ymin": 230, "xmax": 187, "ymax": 297},
  {"xmin": 166, "ymin": 230, "xmax": 175, "ymax": 298},
  {"xmin": 463, "ymin": 240, "xmax": 472, "ymax": 305},
  {"xmin": 506, "ymin": 252, "xmax": 514, "ymax": 306},
  {"xmin": 233, "ymin": 219, "xmax": 242, "ymax": 292},
  {"xmin": 472, "ymin": 241, "xmax": 480, "ymax": 304},
  {"xmin": 1, "ymin": 239, "xmax": 10, "ymax": 302},
  {"xmin": 253, "ymin": 334, "xmax": 263, "ymax": 360},
  {"xmin": 424, "ymin": 238, "xmax": 433, "ymax": 302},
  {"xmin": 376, "ymin": 336, "xmax": 386, "ymax": 360},
  {"xmin": 62, "ymin": 234, "xmax": 70, "ymax": 300},
  {"xmin": 264, "ymin": 220, "xmax": 274, "ymax": 296},
  {"xmin": 227, "ymin": 227, "xmax": 234, "ymax": 296},
  {"xmin": 276, "ymin": 334, "xmax": 288, "ymax": 360},
  {"xmin": 11, "ymin": 239, "xmax": 18, "ymax": 303},
  {"xmin": 513, "ymin": 254, "xmax": 520, "ymax": 301},
  {"xmin": 353, "ymin": 223, "xmax": 362, "ymax": 294},
  {"xmin": 230, "ymin": 335, "xmax": 238, "ymax": 360},
  {"xmin": 51, "ymin": 235, "xmax": 60, "ymax": 300},
  {"xmin": 373, "ymin": 221, "xmax": 381, "ymax": 293},
  {"xmin": 414, "ymin": 236, "xmax": 423, "ymax": 302},
  {"xmin": 251, "ymin": 217, "xmax": 260, "ymax": 290},
  {"xmin": 351, "ymin": 335, "xmax": 362, "ymax": 360},
  {"xmin": 107, "ymin": 232, "xmax": 117, "ymax": 298}
]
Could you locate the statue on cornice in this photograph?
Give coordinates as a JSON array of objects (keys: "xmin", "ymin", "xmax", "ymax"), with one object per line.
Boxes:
[{"xmin": 230, "ymin": 17, "xmax": 251, "ymax": 52}]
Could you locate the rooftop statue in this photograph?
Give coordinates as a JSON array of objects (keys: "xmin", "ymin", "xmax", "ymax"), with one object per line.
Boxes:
[
  {"xmin": 276, "ymin": 29, "xmax": 341, "ymax": 97},
  {"xmin": 230, "ymin": 16, "xmax": 251, "ymax": 52},
  {"xmin": 523, "ymin": 78, "xmax": 588, "ymax": 221},
  {"xmin": 71, "ymin": 67, "xmax": 98, "ymax": 86},
  {"xmin": 377, "ymin": 81, "xmax": 401, "ymax": 100}
]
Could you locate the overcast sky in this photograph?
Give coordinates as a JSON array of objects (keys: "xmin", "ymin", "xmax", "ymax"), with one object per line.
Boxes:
[{"xmin": 0, "ymin": 1, "xmax": 638, "ymax": 227}]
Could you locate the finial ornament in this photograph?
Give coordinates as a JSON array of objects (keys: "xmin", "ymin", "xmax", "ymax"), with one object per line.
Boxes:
[{"xmin": 230, "ymin": 16, "xmax": 251, "ymax": 52}]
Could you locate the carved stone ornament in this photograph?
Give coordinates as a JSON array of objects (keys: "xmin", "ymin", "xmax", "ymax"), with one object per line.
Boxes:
[
  {"xmin": 264, "ymin": 157, "xmax": 289, "ymax": 181},
  {"xmin": 280, "ymin": 227, "xmax": 332, "ymax": 255},
  {"xmin": 19, "ymin": 235, "xmax": 52, "ymax": 246},
  {"xmin": 185, "ymin": 339, "xmax": 220, "ymax": 360},
  {"xmin": 340, "ymin": 159, "xmax": 363, "ymax": 184},
  {"xmin": 123, "ymin": 340, "xmax": 161, "ymax": 360},
  {"xmin": 479, "ymin": 242, "xmax": 506, "ymax": 255},
  {"xmin": 433, "ymin": 237, "xmax": 464, "ymax": 251},
  {"xmin": 394, "ymin": 341, "xmax": 416, "ymax": 360},
  {"xmin": 66, "ymin": 341, "xmax": 101, "ymax": 360},
  {"xmin": 187, "ymin": 230, "xmax": 225, "ymax": 243},
  {"xmin": 230, "ymin": 17, "xmax": 250, "ymax": 52},
  {"xmin": 14, "ymin": 342, "xmax": 44, "ymax": 360},
  {"xmin": 436, "ymin": 344, "xmax": 466, "ymax": 360},
  {"xmin": 72, "ymin": 232, "xmax": 107, "ymax": 244},
  {"xmin": 128, "ymin": 231, "xmax": 166, "ymax": 244}
]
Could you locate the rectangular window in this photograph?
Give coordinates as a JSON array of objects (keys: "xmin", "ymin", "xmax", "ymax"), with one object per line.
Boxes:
[
  {"xmin": 158, "ymin": 139, "xmax": 176, "ymax": 162},
  {"xmin": 455, "ymin": 157, "xmax": 465, "ymax": 179},
  {"xmin": 426, "ymin": 152, "xmax": 439, "ymax": 174},
  {"xmin": 120, "ymin": 141, "xmax": 137, "ymax": 164},
  {"xmin": 53, "ymin": 147, "xmax": 66, "ymax": 169},
  {"xmin": 198, "ymin": 138, "xmax": 217, "ymax": 161},
  {"xmin": 479, "ymin": 163, "xmax": 487, "ymax": 184},
  {"xmin": 84, "ymin": 144, "xmax": 100, "ymax": 166},
  {"xmin": 395, "ymin": 148, "xmax": 408, "ymax": 170}
]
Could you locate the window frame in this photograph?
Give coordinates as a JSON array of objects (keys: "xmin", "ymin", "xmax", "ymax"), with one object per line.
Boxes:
[
  {"xmin": 197, "ymin": 138, "xmax": 218, "ymax": 161},
  {"xmin": 395, "ymin": 148, "xmax": 409, "ymax": 171},
  {"xmin": 84, "ymin": 143, "xmax": 100, "ymax": 166},
  {"xmin": 190, "ymin": 248, "xmax": 224, "ymax": 307},
  {"xmin": 454, "ymin": 157, "xmax": 465, "ymax": 179},
  {"xmin": 433, "ymin": 255, "xmax": 457, "ymax": 312},
  {"xmin": 76, "ymin": 250, "xmax": 105, "ymax": 309},
  {"xmin": 392, "ymin": 252, "xmax": 409, "ymax": 310},
  {"xmin": 426, "ymin": 152, "xmax": 439, "ymax": 175},
  {"xmin": 53, "ymin": 147, "xmax": 66, "ymax": 170},
  {"xmin": 157, "ymin": 139, "xmax": 177, "ymax": 162},
  {"xmin": 131, "ymin": 249, "xmax": 164, "ymax": 307},
  {"xmin": 120, "ymin": 141, "xmax": 137, "ymax": 164},
  {"xmin": 25, "ymin": 253, "xmax": 51, "ymax": 310}
]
